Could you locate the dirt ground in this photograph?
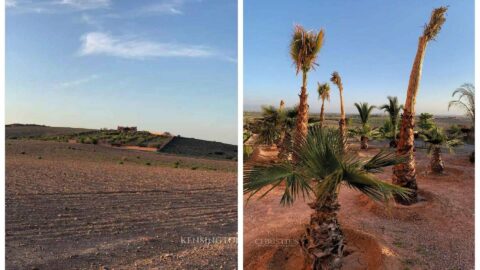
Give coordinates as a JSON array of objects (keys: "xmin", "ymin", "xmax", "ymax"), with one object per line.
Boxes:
[
  {"xmin": 244, "ymin": 144, "xmax": 474, "ymax": 270},
  {"xmin": 6, "ymin": 140, "xmax": 237, "ymax": 269}
]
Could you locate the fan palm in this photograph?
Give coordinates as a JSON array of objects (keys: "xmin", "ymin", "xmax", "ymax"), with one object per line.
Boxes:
[
  {"xmin": 330, "ymin": 72, "xmax": 346, "ymax": 150},
  {"xmin": 278, "ymin": 106, "xmax": 299, "ymax": 161},
  {"xmin": 353, "ymin": 102, "xmax": 376, "ymax": 149},
  {"xmin": 317, "ymin": 82, "xmax": 331, "ymax": 128},
  {"xmin": 245, "ymin": 127, "xmax": 411, "ymax": 269},
  {"xmin": 290, "ymin": 25, "xmax": 325, "ymax": 157},
  {"xmin": 379, "ymin": 96, "xmax": 403, "ymax": 147},
  {"xmin": 257, "ymin": 105, "xmax": 283, "ymax": 146},
  {"xmin": 394, "ymin": 6, "xmax": 447, "ymax": 204},
  {"xmin": 448, "ymin": 83, "xmax": 475, "ymax": 128},
  {"xmin": 420, "ymin": 127, "xmax": 463, "ymax": 173}
]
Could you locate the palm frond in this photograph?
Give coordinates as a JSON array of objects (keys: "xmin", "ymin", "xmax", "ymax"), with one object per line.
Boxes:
[
  {"xmin": 244, "ymin": 163, "xmax": 297, "ymax": 200},
  {"xmin": 362, "ymin": 150, "xmax": 406, "ymax": 173},
  {"xmin": 342, "ymin": 167, "xmax": 412, "ymax": 203}
]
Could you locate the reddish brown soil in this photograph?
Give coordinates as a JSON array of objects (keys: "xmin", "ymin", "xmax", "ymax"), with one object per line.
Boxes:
[
  {"xmin": 6, "ymin": 140, "xmax": 237, "ymax": 269},
  {"xmin": 244, "ymin": 146, "xmax": 474, "ymax": 269}
]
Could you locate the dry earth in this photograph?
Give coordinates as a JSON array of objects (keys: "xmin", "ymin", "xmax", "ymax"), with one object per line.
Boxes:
[
  {"xmin": 6, "ymin": 140, "xmax": 237, "ymax": 270},
  {"xmin": 244, "ymin": 143, "xmax": 474, "ymax": 270}
]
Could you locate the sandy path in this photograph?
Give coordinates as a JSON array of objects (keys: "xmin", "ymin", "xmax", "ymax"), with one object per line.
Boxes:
[{"xmin": 244, "ymin": 147, "xmax": 474, "ymax": 269}]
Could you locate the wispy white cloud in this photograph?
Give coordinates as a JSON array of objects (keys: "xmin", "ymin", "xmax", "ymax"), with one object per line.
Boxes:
[
  {"xmin": 78, "ymin": 32, "xmax": 215, "ymax": 59},
  {"xmin": 58, "ymin": 74, "xmax": 99, "ymax": 88},
  {"xmin": 6, "ymin": 0, "xmax": 17, "ymax": 7},
  {"xmin": 137, "ymin": 0, "xmax": 185, "ymax": 15},
  {"xmin": 58, "ymin": 0, "xmax": 111, "ymax": 10},
  {"xmin": 7, "ymin": 0, "xmax": 110, "ymax": 13}
]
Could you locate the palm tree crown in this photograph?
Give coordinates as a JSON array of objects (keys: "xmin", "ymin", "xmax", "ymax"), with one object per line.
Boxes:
[
  {"xmin": 420, "ymin": 126, "xmax": 463, "ymax": 153},
  {"xmin": 354, "ymin": 102, "xmax": 375, "ymax": 126},
  {"xmin": 317, "ymin": 83, "xmax": 331, "ymax": 102},
  {"xmin": 245, "ymin": 127, "xmax": 410, "ymax": 206},
  {"xmin": 330, "ymin": 72, "xmax": 342, "ymax": 88},
  {"xmin": 380, "ymin": 96, "xmax": 403, "ymax": 126},
  {"xmin": 290, "ymin": 25, "xmax": 325, "ymax": 75},
  {"xmin": 448, "ymin": 83, "xmax": 475, "ymax": 126}
]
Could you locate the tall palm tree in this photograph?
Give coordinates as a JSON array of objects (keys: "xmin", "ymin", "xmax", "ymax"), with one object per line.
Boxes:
[
  {"xmin": 394, "ymin": 6, "xmax": 447, "ymax": 205},
  {"xmin": 420, "ymin": 127, "xmax": 463, "ymax": 173},
  {"xmin": 448, "ymin": 83, "xmax": 475, "ymax": 128},
  {"xmin": 317, "ymin": 82, "xmax": 331, "ymax": 128},
  {"xmin": 290, "ymin": 25, "xmax": 325, "ymax": 157},
  {"xmin": 354, "ymin": 102, "xmax": 376, "ymax": 149},
  {"xmin": 245, "ymin": 127, "xmax": 410, "ymax": 269},
  {"xmin": 330, "ymin": 72, "xmax": 346, "ymax": 149},
  {"xmin": 379, "ymin": 96, "xmax": 403, "ymax": 147}
]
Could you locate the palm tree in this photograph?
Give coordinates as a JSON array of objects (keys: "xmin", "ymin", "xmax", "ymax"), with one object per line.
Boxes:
[
  {"xmin": 420, "ymin": 127, "xmax": 463, "ymax": 173},
  {"xmin": 379, "ymin": 96, "xmax": 403, "ymax": 147},
  {"xmin": 257, "ymin": 105, "xmax": 282, "ymax": 146},
  {"xmin": 317, "ymin": 82, "xmax": 331, "ymax": 128},
  {"xmin": 394, "ymin": 6, "xmax": 447, "ymax": 205},
  {"xmin": 449, "ymin": 83, "xmax": 475, "ymax": 128},
  {"xmin": 353, "ymin": 102, "xmax": 376, "ymax": 150},
  {"xmin": 290, "ymin": 25, "xmax": 325, "ymax": 157},
  {"xmin": 330, "ymin": 72, "xmax": 346, "ymax": 149},
  {"xmin": 278, "ymin": 106, "xmax": 299, "ymax": 161},
  {"xmin": 245, "ymin": 127, "xmax": 410, "ymax": 269}
]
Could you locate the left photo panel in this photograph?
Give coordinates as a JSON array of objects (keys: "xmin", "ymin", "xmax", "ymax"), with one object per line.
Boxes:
[{"xmin": 5, "ymin": 0, "xmax": 238, "ymax": 269}]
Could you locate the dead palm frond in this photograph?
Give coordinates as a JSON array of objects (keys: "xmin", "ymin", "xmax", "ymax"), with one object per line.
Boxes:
[{"xmin": 423, "ymin": 6, "xmax": 448, "ymax": 41}]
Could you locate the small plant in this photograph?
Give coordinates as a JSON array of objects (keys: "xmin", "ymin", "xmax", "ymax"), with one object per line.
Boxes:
[
  {"xmin": 191, "ymin": 166, "xmax": 198, "ymax": 170},
  {"xmin": 420, "ymin": 127, "xmax": 463, "ymax": 173},
  {"xmin": 145, "ymin": 162, "xmax": 151, "ymax": 166},
  {"xmin": 38, "ymin": 156, "xmax": 42, "ymax": 160},
  {"xmin": 20, "ymin": 151, "xmax": 26, "ymax": 155},
  {"xmin": 119, "ymin": 161, "xmax": 124, "ymax": 165},
  {"xmin": 174, "ymin": 161, "xmax": 181, "ymax": 168}
]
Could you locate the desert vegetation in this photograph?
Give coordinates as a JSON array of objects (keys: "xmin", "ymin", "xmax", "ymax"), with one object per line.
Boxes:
[{"xmin": 244, "ymin": 6, "xmax": 474, "ymax": 270}]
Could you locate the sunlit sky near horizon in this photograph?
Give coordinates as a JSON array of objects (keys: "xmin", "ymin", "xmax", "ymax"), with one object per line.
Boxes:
[
  {"xmin": 244, "ymin": 0, "xmax": 474, "ymax": 116},
  {"xmin": 6, "ymin": 0, "xmax": 237, "ymax": 144}
]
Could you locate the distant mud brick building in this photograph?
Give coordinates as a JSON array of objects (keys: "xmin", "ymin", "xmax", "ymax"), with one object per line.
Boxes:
[{"xmin": 117, "ymin": 126, "xmax": 137, "ymax": 133}]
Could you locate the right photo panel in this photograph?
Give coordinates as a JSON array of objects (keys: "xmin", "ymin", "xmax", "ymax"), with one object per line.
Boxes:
[{"xmin": 243, "ymin": 1, "xmax": 474, "ymax": 269}]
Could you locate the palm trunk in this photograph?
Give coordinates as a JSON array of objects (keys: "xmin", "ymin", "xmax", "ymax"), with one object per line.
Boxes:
[
  {"xmin": 338, "ymin": 86, "xmax": 346, "ymax": 150},
  {"xmin": 393, "ymin": 36, "xmax": 428, "ymax": 205},
  {"xmin": 360, "ymin": 136, "xmax": 368, "ymax": 150},
  {"xmin": 278, "ymin": 130, "xmax": 292, "ymax": 161},
  {"xmin": 319, "ymin": 100, "xmax": 325, "ymax": 128},
  {"xmin": 300, "ymin": 194, "xmax": 344, "ymax": 270},
  {"xmin": 390, "ymin": 119, "xmax": 398, "ymax": 148},
  {"xmin": 430, "ymin": 146, "xmax": 444, "ymax": 173},
  {"xmin": 294, "ymin": 71, "xmax": 309, "ymax": 161}
]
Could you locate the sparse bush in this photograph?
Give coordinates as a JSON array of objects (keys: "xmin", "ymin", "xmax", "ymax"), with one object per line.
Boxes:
[
  {"xmin": 38, "ymin": 156, "xmax": 42, "ymax": 160},
  {"xmin": 145, "ymin": 162, "xmax": 151, "ymax": 166},
  {"xmin": 20, "ymin": 151, "xmax": 26, "ymax": 155},
  {"xmin": 191, "ymin": 166, "xmax": 198, "ymax": 170},
  {"xmin": 119, "ymin": 161, "xmax": 124, "ymax": 165},
  {"xmin": 174, "ymin": 161, "xmax": 181, "ymax": 168}
]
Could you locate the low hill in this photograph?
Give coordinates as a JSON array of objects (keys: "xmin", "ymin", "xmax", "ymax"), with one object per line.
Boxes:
[
  {"xmin": 6, "ymin": 124, "xmax": 237, "ymax": 161},
  {"xmin": 160, "ymin": 136, "xmax": 237, "ymax": 160},
  {"xmin": 6, "ymin": 124, "xmax": 95, "ymax": 139}
]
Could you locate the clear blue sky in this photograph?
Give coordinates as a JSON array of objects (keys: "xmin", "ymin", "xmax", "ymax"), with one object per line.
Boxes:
[
  {"xmin": 6, "ymin": 0, "xmax": 237, "ymax": 144},
  {"xmin": 244, "ymin": 0, "xmax": 474, "ymax": 116}
]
